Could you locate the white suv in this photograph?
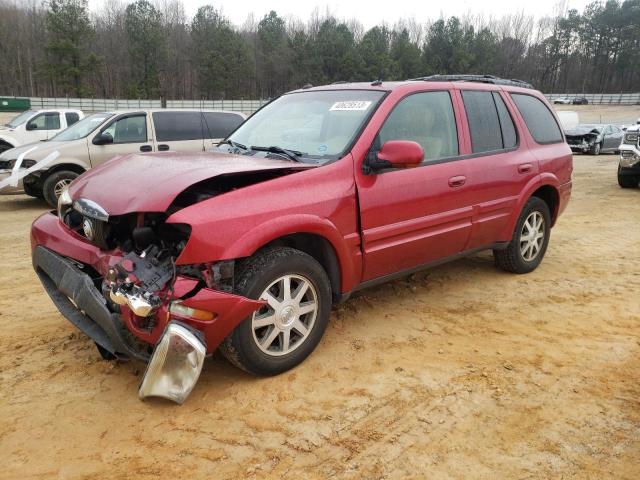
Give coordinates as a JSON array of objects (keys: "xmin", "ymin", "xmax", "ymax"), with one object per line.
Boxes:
[{"xmin": 0, "ymin": 109, "xmax": 84, "ymax": 153}]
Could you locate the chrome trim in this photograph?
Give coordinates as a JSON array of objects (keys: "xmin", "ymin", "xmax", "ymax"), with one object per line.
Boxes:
[{"xmin": 73, "ymin": 198, "xmax": 109, "ymax": 222}]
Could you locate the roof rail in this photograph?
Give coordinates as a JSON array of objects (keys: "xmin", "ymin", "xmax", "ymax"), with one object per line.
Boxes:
[{"xmin": 409, "ymin": 74, "xmax": 533, "ymax": 89}]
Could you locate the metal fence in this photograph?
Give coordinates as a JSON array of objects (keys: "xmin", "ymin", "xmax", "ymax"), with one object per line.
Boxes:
[
  {"xmin": 545, "ymin": 93, "xmax": 640, "ymax": 105},
  {"xmin": 19, "ymin": 97, "xmax": 269, "ymax": 115}
]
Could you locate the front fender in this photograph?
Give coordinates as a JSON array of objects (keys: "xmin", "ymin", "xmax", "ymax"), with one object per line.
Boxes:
[
  {"xmin": 0, "ymin": 134, "xmax": 17, "ymax": 148},
  {"xmin": 178, "ymin": 213, "xmax": 361, "ymax": 292}
]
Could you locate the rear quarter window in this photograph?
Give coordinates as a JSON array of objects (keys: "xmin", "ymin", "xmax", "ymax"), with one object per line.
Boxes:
[
  {"xmin": 511, "ymin": 94, "xmax": 563, "ymax": 144},
  {"xmin": 65, "ymin": 112, "xmax": 80, "ymax": 126}
]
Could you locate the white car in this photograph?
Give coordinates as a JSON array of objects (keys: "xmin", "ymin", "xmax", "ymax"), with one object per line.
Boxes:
[
  {"xmin": 0, "ymin": 109, "xmax": 246, "ymax": 205},
  {"xmin": 553, "ymin": 97, "xmax": 572, "ymax": 105},
  {"xmin": 0, "ymin": 109, "xmax": 84, "ymax": 153}
]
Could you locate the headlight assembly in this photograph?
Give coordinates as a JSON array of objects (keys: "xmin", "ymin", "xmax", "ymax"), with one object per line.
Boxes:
[{"xmin": 57, "ymin": 187, "xmax": 72, "ymax": 221}]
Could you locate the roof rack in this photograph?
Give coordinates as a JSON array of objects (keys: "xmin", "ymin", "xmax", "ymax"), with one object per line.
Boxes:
[{"xmin": 409, "ymin": 74, "xmax": 533, "ymax": 89}]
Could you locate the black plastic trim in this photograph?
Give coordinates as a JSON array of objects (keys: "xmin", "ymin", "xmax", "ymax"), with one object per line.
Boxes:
[{"xmin": 32, "ymin": 246, "xmax": 149, "ymax": 361}]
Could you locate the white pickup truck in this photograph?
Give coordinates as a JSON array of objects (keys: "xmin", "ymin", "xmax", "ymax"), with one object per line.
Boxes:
[{"xmin": 0, "ymin": 109, "xmax": 84, "ymax": 153}]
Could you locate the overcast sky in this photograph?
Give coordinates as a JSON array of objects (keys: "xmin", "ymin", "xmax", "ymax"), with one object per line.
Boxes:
[
  {"xmin": 204, "ymin": 0, "xmax": 593, "ymax": 27},
  {"xmin": 92, "ymin": 0, "xmax": 594, "ymax": 27}
]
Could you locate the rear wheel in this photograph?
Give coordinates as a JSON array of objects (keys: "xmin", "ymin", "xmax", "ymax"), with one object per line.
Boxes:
[
  {"xmin": 220, "ymin": 247, "xmax": 331, "ymax": 376},
  {"xmin": 494, "ymin": 197, "xmax": 551, "ymax": 274},
  {"xmin": 42, "ymin": 170, "xmax": 78, "ymax": 207}
]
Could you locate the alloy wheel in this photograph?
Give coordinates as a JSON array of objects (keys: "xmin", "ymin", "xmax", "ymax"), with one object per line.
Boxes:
[
  {"xmin": 519, "ymin": 211, "xmax": 545, "ymax": 261},
  {"xmin": 251, "ymin": 274, "xmax": 318, "ymax": 356},
  {"xmin": 53, "ymin": 178, "xmax": 72, "ymax": 198}
]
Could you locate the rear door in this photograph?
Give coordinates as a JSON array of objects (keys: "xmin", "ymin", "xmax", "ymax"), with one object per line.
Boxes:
[
  {"xmin": 460, "ymin": 89, "xmax": 539, "ymax": 248},
  {"xmin": 151, "ymin": 111, "xmax": 206, "ymax": 152},
  {"xmin": 202, "ymin": 111, "xmax": 245, "ymax": 148},
  {"xmin": 355, "ymin": 90, "xmax": 474, "ymax": 281},
  {"xmin": 88, "ymin": 112, "xmax": 153, "ymax": 166}
]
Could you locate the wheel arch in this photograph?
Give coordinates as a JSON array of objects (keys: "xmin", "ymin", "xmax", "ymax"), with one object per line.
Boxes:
[
  {"xmin": 530, "ymin": 184, "xmax": 560, "ymax": 226},
  {"xmin": 43, "ymin": 162, "xmax": 86, "ymax": 177},
  {"xmin": 260, "ymin": 233, "xmax": 342, "ymax": 303},
  {"xmin": 499, "ymin": 178, "xmax": 561, "ymax": 241}
]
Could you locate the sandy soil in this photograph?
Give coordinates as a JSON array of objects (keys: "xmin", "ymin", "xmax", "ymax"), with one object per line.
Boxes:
[{"xmin": 1, "ymin": 153, "xmax": 640, "ymax": 479}]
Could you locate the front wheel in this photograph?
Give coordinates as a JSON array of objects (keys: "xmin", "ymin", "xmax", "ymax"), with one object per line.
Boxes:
[
  {"xmin": 220, "ymin": 247, "xmax": 332, "ymax": 376},
  {"xmin": 42, "ymin": 170, "xmax": 79, "ymax": 207},
  {"xmin": 494, "ymin": 197, "xmax": 551, "ymax": 274},
  {"xmin": 589, "ymin": 142, "xmax": 601, "ymax": 155},
  {"xmin": 618, "ymin": 172, "xmax": 639, "ymax": 188}
]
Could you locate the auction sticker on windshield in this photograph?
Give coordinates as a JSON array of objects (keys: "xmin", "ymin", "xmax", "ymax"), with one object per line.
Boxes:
[{"xmin": 330, "ymin": 101, "xmax": 372, "ymax": 111}]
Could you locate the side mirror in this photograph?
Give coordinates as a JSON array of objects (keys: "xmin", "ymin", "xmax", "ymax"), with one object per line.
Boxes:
[
  {"xmin": 25, "ymin": 121, "xmax": 37, "ymax": 131},
  {"xmin": 93, "ymin": 131, "xmax": 114, "ymax": 145},
  {"xmin": 366, "ymin": 140, "xmax": 424, "ymax": 173}
]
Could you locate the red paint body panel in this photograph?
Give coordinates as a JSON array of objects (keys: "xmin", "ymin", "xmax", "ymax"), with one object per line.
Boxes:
[
  {"xmin": 31, "ymin": 80, "xmax": 572, "ymax": 355},
  {"xmin": 69, "ymin": 152, "xmax": 312, "ymax": 215}
]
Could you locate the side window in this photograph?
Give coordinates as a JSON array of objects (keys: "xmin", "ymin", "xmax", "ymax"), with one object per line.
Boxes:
[
  {"xmin": 105, "ymin": 115, "xmax": 147, "ymax": 144},
  {"xmin": 493, "ymin": 92, "xmax": 517, "ymax": 149},
  {"xmin": 202, "ymin": 112, "xmax": 245, "ymax": 138},
  {"xmin": 378, "ymin": 91, "xmax": 458, "ymax": 163},
  {"xmin": 65, "ymin": 112, "xmax": 80, "ymax": 126},
  {"xmin": 511, "ymin": 94, "xmax": 563, "ymax": 144},
  {"xmin": 28, "ymin": 114, "xmax": 47, "ymax": 130},
  {"xmin": 153, "ymin": 112, "xmax": 205, "ymax": 141},
  {"xmin": 461, "ymin": 91, "xmax": 503, "ymax": 153},
  {"xmin": 45, "ymin": 113, "xmax": 61, "ymax": 130}
]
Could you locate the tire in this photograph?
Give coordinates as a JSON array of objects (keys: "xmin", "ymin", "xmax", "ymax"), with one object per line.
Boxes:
[
  {"xmin": 494, "ymin": 197, "xmax": 551, "ymax": 274},
  {"xmin": 219, "ymin": 246, "xmax": 332, "ymax": 376},
  {"xmin": 42, "ymin": 170, "xmax": 79, "ymax": 207},
  {"xmin": 618, "ymin": 172, "xmax": 638, "ymax": 188},
  {"xmin": 589, "ymin": 142, "xmax": 601, "ymax": 155}
]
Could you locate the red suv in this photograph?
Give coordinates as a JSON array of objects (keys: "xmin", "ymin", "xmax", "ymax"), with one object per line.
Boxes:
[{"xmin": 31, "ymin": 75, "xmax": 572, "ymax": 403}]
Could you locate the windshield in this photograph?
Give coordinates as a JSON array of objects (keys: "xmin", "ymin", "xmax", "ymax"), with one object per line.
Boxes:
[
  {"xmin": 225, "ymin": 90, "xmax": 385, "ymax": 163},
  {"xmin": 51, "ymin": 113, "xmax": 113, "ymax": 141},
  {"xmin": 7, "ymin": 110, "xmax": 35, "ymax": 128}
]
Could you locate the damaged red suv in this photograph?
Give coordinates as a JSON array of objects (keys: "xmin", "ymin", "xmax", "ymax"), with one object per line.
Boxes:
[{"xmin": 31, "ymin": 75, "xmax": 572, "ymax": 403}]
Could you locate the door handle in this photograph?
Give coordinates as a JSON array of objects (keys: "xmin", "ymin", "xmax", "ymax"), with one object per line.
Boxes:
[
  {"xmin": 518, "ymin": 163, "xmax": 533, "ymax": 174},
  {"xmin": 158, "ymin": 144, "xmax": 169, "ymax": 151},
  {"xmin": 140, "ymin": 145, "xmax": 152, "ymax": 152},
  {"xmin": 448, "ymin": 175, "xmax": 466, "ymax": 188}
]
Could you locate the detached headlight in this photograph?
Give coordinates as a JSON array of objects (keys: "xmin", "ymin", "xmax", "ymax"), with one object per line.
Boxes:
[
  {"xmin": 57, "ymin": 187, "xmax": 72, "ymax": 221},
  {"xmin": 139, "ymin": 322, "xmax": 206, "ymax": 404}
]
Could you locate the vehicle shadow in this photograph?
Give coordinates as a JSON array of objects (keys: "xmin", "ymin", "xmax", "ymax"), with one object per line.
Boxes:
[{"xmin": 0, "ymin": 194, "xmax": 49, "ymax": 213}]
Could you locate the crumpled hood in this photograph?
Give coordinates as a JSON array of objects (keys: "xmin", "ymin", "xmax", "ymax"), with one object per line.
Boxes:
[
  {"xmin": 0, "ymin": 141, "xmax": 66, "ymax": 160},
  {"xmin": 565, "ymin": 126, "xmax": 602, "ymax": 136},
  {"xmin": 68, "ymin": 151, "xmax": 312, "ymax": 216}
]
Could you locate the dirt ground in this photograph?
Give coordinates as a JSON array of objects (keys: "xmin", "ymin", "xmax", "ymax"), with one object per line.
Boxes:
[{"xmin": 1, "ymin": 115, "xmax": 640, "ymax": 480}]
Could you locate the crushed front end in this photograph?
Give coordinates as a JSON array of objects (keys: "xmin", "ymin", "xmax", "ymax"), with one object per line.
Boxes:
[{"xmin": 31, "ymin": 192, "xmax": 263, "ymax": 404}]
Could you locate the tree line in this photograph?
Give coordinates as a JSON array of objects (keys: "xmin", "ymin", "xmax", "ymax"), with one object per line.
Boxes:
[{"xmin": 0, "ymin": 0, "xmax": 638, "ymax": 100}]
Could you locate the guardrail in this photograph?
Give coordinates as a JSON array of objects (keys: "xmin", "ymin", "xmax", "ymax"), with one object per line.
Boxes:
[
  {"xmin": 546, "ymin": 93, "xmax": 640, "ymax": 105},
  {"xmin": 0, "ymin": 97, "xmax": 270, "ymax": 115}
]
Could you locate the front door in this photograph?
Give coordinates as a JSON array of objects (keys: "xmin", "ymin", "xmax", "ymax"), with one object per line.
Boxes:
[
  {"xmin": 355, "ymin": 90, "xmax": 474, "ymax": 281},
  {"xmin": 88, "ymin": 113, "xmax": 154, "ymax": 166}
]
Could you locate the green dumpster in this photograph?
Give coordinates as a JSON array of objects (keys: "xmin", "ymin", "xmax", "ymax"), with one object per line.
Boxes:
[{"xmin": 0, "ymin": 97, "xmax": 31, "ymax": 112}]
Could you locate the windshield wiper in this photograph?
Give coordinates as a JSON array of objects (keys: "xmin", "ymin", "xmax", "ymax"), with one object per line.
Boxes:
[
  {"xmin": 218, "ymin": 139, "xmax": 247, "ymax": 150},
  {"xmin": 250, "ymin": 145, "xmax": 303, "ymax": 162}
]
